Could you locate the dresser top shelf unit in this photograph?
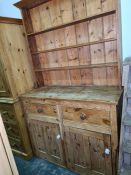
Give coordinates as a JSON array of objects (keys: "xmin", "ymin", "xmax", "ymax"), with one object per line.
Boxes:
[
  {"xmin": 21, "ymin": 86, "xmax": 122, "ymax": 104},
  {"xmin": 14, "ymin": 0, "xmax": 122, "ymax": 89}
]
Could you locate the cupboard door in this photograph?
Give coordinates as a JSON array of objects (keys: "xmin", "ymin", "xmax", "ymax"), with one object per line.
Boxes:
[
  {"xmin": 28, "ymin": 119, "xmax": 64, "ymax": 165},
  {"xmin": 64, "ymin": 127, "xmax": 112, "ymax": 175}
]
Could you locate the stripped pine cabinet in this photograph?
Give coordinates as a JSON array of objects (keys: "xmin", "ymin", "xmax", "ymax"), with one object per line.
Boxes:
[
  {"xmin": 0, "ymin": 17, "xmax": 34, "ymax": 159},
  {"xmin": 21, "ymin": 87, "xmax": 122, "ymax": 175},
  {"xmin": 15, "ymin": 0, "xmax": 122, "ymax": 174},
  {"xmin": 27, "ymin": 118, "xmax": 64, "ymax": 165},
  {"xmin": 64, "ymin": 127, "xmax": 112, "ymax": 175}
]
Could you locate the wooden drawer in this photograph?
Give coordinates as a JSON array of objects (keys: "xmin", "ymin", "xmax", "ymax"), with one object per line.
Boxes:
[
  {"xmin": 23, "ymin": 102, "xmax": 57, "ymax": 117},
  {"xmin": 9, "ymin": 137, "xmax": 24, "ymax": 152},
  {"xmin": 63, "ymin": 106, "xmax": 110, "ymax": 127}
]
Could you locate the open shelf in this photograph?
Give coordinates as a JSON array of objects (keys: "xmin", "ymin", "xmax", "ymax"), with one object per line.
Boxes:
[
  {"xmin": 27, "ymin": 10, "xmax": 116, "ymax": 37},
  {"xmin": 34, "ymin": 62, "xmax": 118, "ymax": 72},
  {"xmin": 31, "ymin": 38, "xmax": 117, "ymax": 55}
]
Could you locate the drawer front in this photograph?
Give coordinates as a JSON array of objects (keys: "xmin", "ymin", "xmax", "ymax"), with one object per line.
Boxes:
[
  {"xmin": 23, "ymin": 102, "xmax": 57, "ymax": 117},
  {"xmin": 9, "ymin": 137, "xmax": 24, "ymax": 152},
  {"xmin": 63, "ymin": 106, "xmax": 110, "ymax": 127}
]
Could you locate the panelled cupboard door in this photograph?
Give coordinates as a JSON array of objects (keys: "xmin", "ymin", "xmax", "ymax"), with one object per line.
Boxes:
[
  {"xmin": 28, "ymin": 119, "xmax": 64, "ymax": 165},
  {"xmin": 64, "ymin": 127, "xmax": 112, "ymax": 175}
]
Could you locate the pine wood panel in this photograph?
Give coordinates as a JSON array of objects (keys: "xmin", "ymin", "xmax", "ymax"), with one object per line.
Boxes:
[
  {"xmin": 28, "ymin": 118, "xmax": 64, "ymax": 165},
  {"xmin": 86, "ymin": 0, "xmax": 102, "ymax": 17},
  {"xmin": 49, "ymin": 0, "xmax": 62, "ymax": 27},
  {"xmin": 60, "ymin": 0, "xmax": 73, "ymax": 24},
  {"xmin": 72, "ymin": 0, "xmax": 87, "ymax": 20},
  {"xmin": 64, "ymin": 127, "xmax": 112, "ymax": 175},
  {"xmin": 88, "ymin": 18, "xmax": 103, "ymax": 42},
  {"xmin": 75, "ymin": 21, "xmax": 89, "ymax": 44},
  {"xmin": 39, "ymin": 1, "xmax": 52, "ymax": 30},
  {"xmin": 26, "ymin": 0, "xmax": 116, "ymax": 35},
  {"xmin": 24, "ymin": 103, "xmax": 57, "ymax": 117},
  {"xmin": 28, "ymin": 11, "xmax": 119, "ymax": 87},
  {"xmin": 63, "ymin": 106, "xmax": 110, "ymax": 127},
  {"xmin": 0, "ymin": 22, "xmax": 34, "ymax": 98}
]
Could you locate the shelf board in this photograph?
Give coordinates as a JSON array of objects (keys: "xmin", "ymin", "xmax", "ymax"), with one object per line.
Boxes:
[
  {"xmin": 31, "ymin": 38, "xmax": 117, "ymax": 55},
  {"xmin": 34, "ymin": 62, "xmax": 118, "ymax": 72},
  {"xmin": 27, "ymin": 10, "xmax": 116, "ymax": 37}
]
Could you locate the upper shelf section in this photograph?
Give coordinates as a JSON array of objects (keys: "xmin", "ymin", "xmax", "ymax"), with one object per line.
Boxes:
[{"xmin": 14, "ymin": 0, "xmax": 117, "ymax": 35}]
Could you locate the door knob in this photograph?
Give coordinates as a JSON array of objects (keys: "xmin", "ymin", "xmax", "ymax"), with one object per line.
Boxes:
[
  {"xmin": 105, "ymin": 148, "xmax": 110, "ymax": 155},
  {"xmin": 80, "ymin": 113, "xmax": 87, "ymax": 120}
]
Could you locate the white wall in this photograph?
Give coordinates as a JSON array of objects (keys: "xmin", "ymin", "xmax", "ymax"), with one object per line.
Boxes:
[
  {"xmin": 0, "ymin": 0, "xmax": 130, "ymax": 60},
  {"xmin": 0, "ymin": 0, "xmax": 21, "ymax": 19},
  {"xmin": 121, "ymin": 0, "xmax": 131, "ymax": 60}
]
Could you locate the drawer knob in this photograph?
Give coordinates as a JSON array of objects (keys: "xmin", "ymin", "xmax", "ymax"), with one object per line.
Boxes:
[
  {"xmin": 56, "ymin": 134, "xmax": 61, "ymax": 140},
  {"xmin": 80, "ymin": 113, "xmax": 87, "ymax": 120},
  {"xmin": 105, "ymin": 148, "xmax": 110, "ymax": 155},
  {"xmin": 37, "ymin": 108, "xmax": 43, "ymax": 113}
]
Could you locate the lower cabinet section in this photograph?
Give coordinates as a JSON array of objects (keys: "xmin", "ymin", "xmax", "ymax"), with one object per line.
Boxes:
[
  {"xmin": 27, "ymin": 117, "xmax": 113, "ymax": 175},
  {"xmin": 0, "ymin": 99, "xmax": 32, "ymax": 159},
  {"xmin": 27, "ymin": 119, "xmax": 64, "ymax": 166},
  {"xmin": 64, "ymin": 127, "xmax": 112, "ymax": 175}
]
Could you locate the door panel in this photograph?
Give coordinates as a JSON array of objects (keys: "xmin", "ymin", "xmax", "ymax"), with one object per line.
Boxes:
[
  {"xmin": 28, "ymin": 119, "xmax": 64, "ymax": 165},
  {"xmin": 64, "ymin": 127, "xmax": 112, "ymax": 175}
]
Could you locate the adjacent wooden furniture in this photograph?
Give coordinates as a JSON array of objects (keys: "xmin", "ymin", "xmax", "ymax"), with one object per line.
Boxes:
[
  {"xmin": 0, "ymin": 17, "xmax": 34, "ymax": 159},
  {"xmin": 0, "ymin": 113, "xmax": 19, "ymax": 175},
  {"xmin": 15, "ymin": 0, "xmax": 122, "ymax": 174},
  {"xmin": 0, "ymin": 17, "xmax": 35, "ymax": 98},
  {"xmin": 118, "ymin": 58, "xmax": 131, "ymax": 175}
]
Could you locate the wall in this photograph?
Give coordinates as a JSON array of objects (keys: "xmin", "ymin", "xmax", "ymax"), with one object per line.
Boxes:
[
  {"xmin": 0, "ymin": 0, "xmax": 21, "ymax": 19},
  {"xmin": 0, "ymin": 0, "xmax": 130, "ymax": 60},
  {"xmin": 121, "ymin": 0, "xmax": 131, "ymax": 60}
]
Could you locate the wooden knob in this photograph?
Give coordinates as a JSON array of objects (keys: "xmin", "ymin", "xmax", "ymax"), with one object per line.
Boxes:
[
  {"xmin": 37, "ymin": 108, "xmax": 43, "ymax": 113},
  {"xmin": 80, "ymin": 113, "xmax": 87, "ymax": 120}
]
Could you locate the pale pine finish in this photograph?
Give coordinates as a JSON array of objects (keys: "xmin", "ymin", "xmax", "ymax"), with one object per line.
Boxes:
[
  {"xmin": 0, "ymin": 17, "xmax": 33, "ymax": 159},
  {"xmin": 27, "ymin": 117, "xmax": 64, "ymax": 166},
  {"xmin": 15, "ymin": 0, "xmax": 122, "ymax": 174},
  {"xmin": 15, "ymin": 0, "xmax": 121, "ymax": 88},
  {"xmin": 21, "ymin": 86, "xmax": 122, "ymax": 175},
  {"xmin": 0, "ymin": 19, "xmax": 35, "ymax": 98}
]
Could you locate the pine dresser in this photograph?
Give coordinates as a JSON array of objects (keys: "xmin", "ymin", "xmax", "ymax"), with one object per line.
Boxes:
[{"xmin": 15, "ymin": 0, "xmax": 123, "ymax": 174}]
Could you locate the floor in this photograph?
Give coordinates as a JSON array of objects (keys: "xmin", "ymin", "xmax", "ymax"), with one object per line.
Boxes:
[
  {"xmin": 120, "ymin": 168, "xmax": 131, "ymax": 175},
  {"xmin": 15, "ymin": 156, "xmax": 78, "ymax": 175}
]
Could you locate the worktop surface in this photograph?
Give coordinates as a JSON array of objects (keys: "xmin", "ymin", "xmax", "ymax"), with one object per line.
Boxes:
[{"xmin": 21, "ymin": 86, "xmax": 122, "ymax": 104}]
